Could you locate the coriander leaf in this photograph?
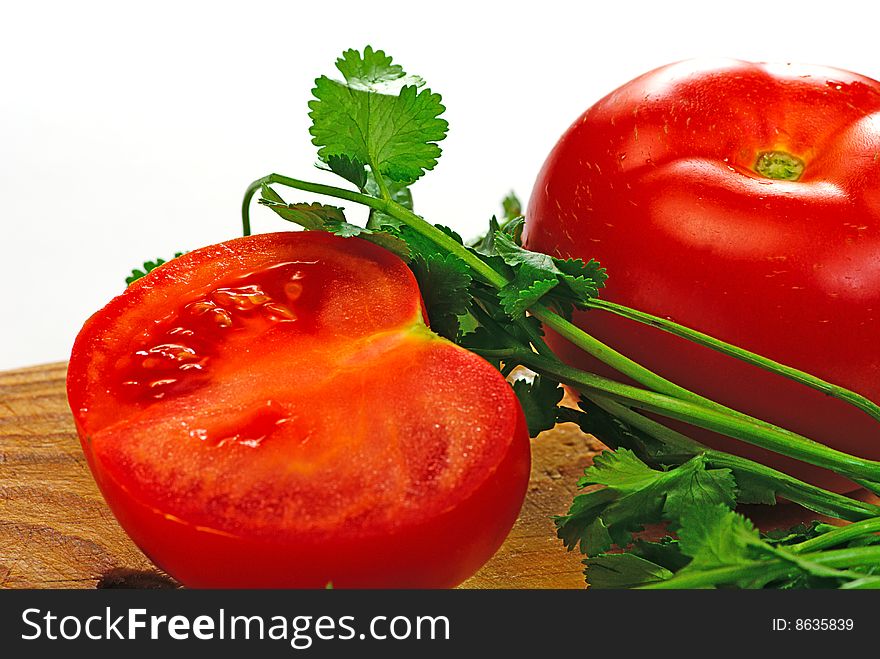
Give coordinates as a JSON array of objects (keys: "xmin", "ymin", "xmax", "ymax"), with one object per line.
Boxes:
[
  {"xmin": 410, "ymin": 253, "xmax": 472, "ymax": 340},
  {"xmin": 324, "ymin": 222, "xmax": 410, "ymax": 259},
  {"xmin": 260, "ymin": 182, "xmax": 286, "ymax": 203},
  {"xmin": 556, "ymin": 451, "xmax": 737, "ymax": 554},
  {"xmin": 126, "ymin": 252, "xmax": 184, "ymax": 286},
  {"xmin": 492, "ymin": 231, "xmax": 607, "ymax": 318},
  {"xmin": 499, "ymin": 273, "xmax": 557, "ymax": 316},
  {"xmin": 502, "ymin": 216, "xmax": 525, "ymax": 242},
  {"xmin": 677, "ymin": 504, "xmax": 763, "ymax": 575},
  {"xmin": 259, "ymin": 190, "xmax": 410, "ymax": 259},
  {"xmin": 259, "ymin": 198, "xmax": 346, "ymax": 231},
  {"xmin": 675, "ymin": 505, "xmax": 860, "ymax": 588},
  {"xmin": 730, "ymin": 470, "xmax": 778, "ymax": 506},
  {"xmin": 511, "ymin": 374, "xmax": 564, "ymax": 436},
  {"xmin": 555, "ymin": 488, "xmax": 616, "ymax": 552},
  {"xmin": 494, "ymin": 230, "xmax": 560, "ymax": 272},
  {"xmin": 554, "ymin": 257, "xmax": 609, "ymax": 300},
  {"xmin": 501, "ymin": 191, "xmax": 522, "ymax": 222},
  {"xmin": 559, "ymin": 400, "xmax": 673, "ymax": 461},
  {"xmin": 762, "ymin": 522, "xmax": 827, "ymax": 546},
  {"xmin": 309, "ymin": 46, "xmax": 448, "ymax": 184},
  {"xmin": 333, "ymin": 45, "xmax": 424, "ymax": 93},
  {"xmin": 632, "ymin": 538, "xmax": 690, "ymax": 573},
  {"xmin": 326, "ymin": 155, "xmax": 368, "ymax": 189},
  {"xmin": 585, "ymin": 553, "xmax": 674, "ymax": 589},
  {"xmin": 435, "ymin": 224, "xmax": 465, "ymax": 245},
  {"xmin": 365, "ymin": 172, "xmax": 412, "ymax": 230},
  {"xmin": 472, "ymin": 216, "xmax": 502, "ymax": 256}
]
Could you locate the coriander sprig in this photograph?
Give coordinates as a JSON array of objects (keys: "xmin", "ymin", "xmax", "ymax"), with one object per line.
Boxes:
[{"xmin": 239, "ymin": 46, "xmax": 880, "ymax": 588}]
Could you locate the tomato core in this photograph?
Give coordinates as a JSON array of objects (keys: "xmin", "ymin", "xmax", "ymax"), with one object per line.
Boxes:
[{"xmin": 754, "ymin": 150, "xmax": 805, "ymax": 181}]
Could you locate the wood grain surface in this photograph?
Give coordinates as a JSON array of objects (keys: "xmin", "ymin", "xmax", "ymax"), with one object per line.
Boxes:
[{"xmin": 0, "ymin": 362, "xmax": 599, "ymax": 589}]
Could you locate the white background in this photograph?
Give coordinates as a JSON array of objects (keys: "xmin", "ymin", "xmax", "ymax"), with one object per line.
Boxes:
[{"xmin": 1, "ymin": 0, "xmax": 878, "ymax": 370}]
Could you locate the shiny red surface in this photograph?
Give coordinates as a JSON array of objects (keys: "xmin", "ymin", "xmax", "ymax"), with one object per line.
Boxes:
[
  {"xmin": 68, "ymin": 231, "xmax": 530, "ymax": 587},
  {"xmin": 525, "ymin": 60, "xmax": 880, "ymax": 491}
]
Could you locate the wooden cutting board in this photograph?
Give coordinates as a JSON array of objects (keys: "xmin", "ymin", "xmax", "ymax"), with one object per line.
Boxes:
[{"xmin": 0, "ymin": 362, "xmax": 598, "ymax": 589}]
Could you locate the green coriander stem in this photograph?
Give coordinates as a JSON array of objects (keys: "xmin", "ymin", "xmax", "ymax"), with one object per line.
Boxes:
[
  {"xmin": 519, "ymin": 352, "xmax": 880, "ymax": 482},
  {"xmin": 790, "ymin": 517, "xmax": 880, "ymax": 553},
  {"xmin": 368, "ymin": 162, "xmax": 393, "ymax": 201},
  {"xmin": 242, "ymin": 174, "xmax": 379, "ymax": 236},
  {"xmin": 242, "ymin": 174, "xmax": 507, "ymax": 287},
  {"xmin": 586, "ymin": 394, "xmax": 880, "ymax": 521},
  {"xmin": 639, "ymin": 546, "xmax": 880, "ymax": 589},
  {"xmin": 586, "ymin": 298, "xmax": 880, "ymax": 424}
]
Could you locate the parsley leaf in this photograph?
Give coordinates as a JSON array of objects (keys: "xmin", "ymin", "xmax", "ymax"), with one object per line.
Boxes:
[{"xmin": 309, "ymin": 46, "xmax": 448, "ymax": 184}]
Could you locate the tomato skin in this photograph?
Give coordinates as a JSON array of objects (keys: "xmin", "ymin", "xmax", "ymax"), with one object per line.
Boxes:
[
  {"xmin": 525, "ymin": 60, "xmax": 880, "ymax": 491},
  {"xmin": 68, "ymin": 231, "xmax": 530, "ymax": 587}
]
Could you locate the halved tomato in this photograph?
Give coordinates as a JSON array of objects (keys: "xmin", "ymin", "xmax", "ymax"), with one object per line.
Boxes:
[{"xmin": 68, "ymin": 231, "xmax": 530, "ymax": 588}]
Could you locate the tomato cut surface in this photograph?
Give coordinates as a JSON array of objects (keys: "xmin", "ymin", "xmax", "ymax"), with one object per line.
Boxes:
[
  {"xmin": 525, "ymin": 60, "xmax": 880, "ymax": 491},
  {"xmin": 68, "ymin": 231, "xmax": 530, "ymax": 588}
]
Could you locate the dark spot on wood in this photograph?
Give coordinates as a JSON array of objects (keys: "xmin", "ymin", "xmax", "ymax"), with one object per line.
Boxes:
[{"xmin": 97, "ymin": 568, "xmax": 179, "ymax": 589}]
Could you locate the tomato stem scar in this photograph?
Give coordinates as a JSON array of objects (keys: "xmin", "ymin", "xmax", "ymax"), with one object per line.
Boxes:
[{"xmin": 755, "ymin": 150, "xmax": 805, "ymax": 181}]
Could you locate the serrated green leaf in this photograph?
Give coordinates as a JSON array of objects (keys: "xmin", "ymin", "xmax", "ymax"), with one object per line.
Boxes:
[
  {"xmin": 494, "ymin": 231, "xmax": 560, "ymax": 272},
  {"xmin": 259, "ymin": 192, "xmax": 409, "ymax": 259},
  {"xmin": 492, "ymin": 231, "xmax": 606, "ymax": 318},
  {"xmin": 260, "ymin": 182, "xmax": 285, "ymax": 203},
  {"xmin": 499, "ymin": 276, "xmax": 557, "ymax": 317},
  {"xmin": 326, "ymin": 155, "xmax": 368, "ymax": 189},
  {"xmin": 259, "ymin": 199, "xmax": 346, "ymax": 231},
  {"xmin": 556, "ymin": 451, "xmax": 737, "ymax": 554},
  {"xmin": 410, "ymin": 253, "xmax": 472, "ymax": 340},
  {"xmin": 677, "ymin": 504, "xmax": 762, "ymax": 573},
  {"xmin": 730, "ymin": 470, "xmax": 778, "ymax": 505},
  {"xmin": 333, "ymin": 45, "xmax": 424, "ymax": 93},
  {"xmin": 309, "ymin": 47, "xmax": 448, "ymax": 184},
  {"xmin": 473, "ymin": 216, "xmax": 502, "ymax": 257},
  {"xmin": 501, "ymin": 192, "xmax": 522, "ymax": 222},
  {"xmin": 632, "ymin": 538, "xmax": 690, "ymax": 573},
  {"xmin": 585, "ymin": 553, "xmax": 674, "ymax": 589},
  {"xmin": 511, "ymin": 374, "xmax": 564, "ymax": 437},
  {"xmin": 365, "ymin": 172, "xmax": 412, "ymax": 230}
]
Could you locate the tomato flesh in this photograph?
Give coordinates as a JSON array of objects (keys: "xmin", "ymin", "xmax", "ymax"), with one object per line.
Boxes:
[
  {"xmin": 525, "ymin": 60, "xmax": 880, "ymax": 491},
  {"xmin": 68, "ymin": 231, "xmax": 530, "ymax": 588}
]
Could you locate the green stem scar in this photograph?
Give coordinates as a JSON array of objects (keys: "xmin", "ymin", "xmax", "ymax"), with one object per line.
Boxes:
[{"xmin": 755, "ymin": 150, "xmax": 805, "ymax": 181}]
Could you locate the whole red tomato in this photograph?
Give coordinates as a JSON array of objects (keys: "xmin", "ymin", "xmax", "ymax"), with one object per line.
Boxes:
[
  {"xmin": 68, "ymin": 231, "xmax": 530, "ymax": 587},
  {"xmin": 525, "ymin": 59, "xmax": 880, "ymax": 491}
]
